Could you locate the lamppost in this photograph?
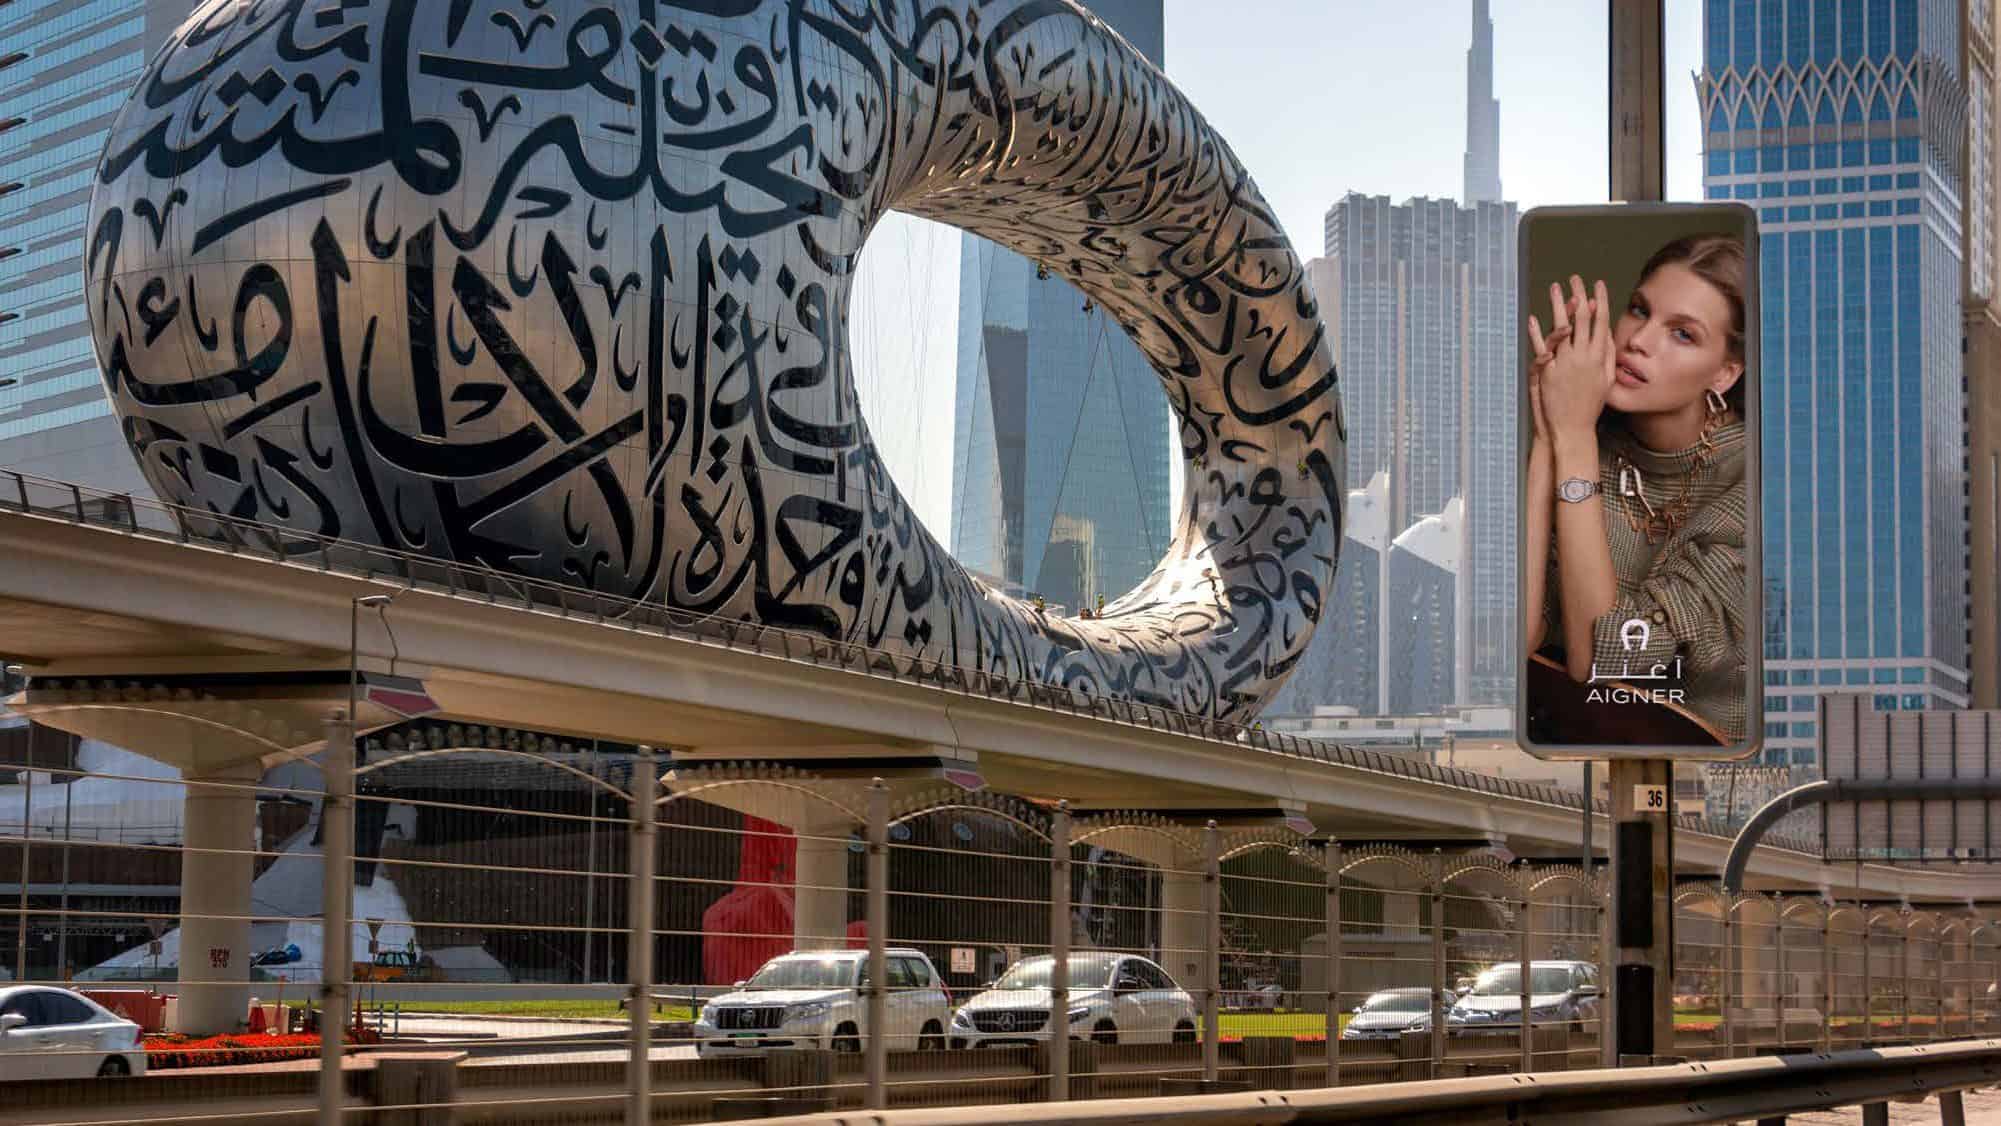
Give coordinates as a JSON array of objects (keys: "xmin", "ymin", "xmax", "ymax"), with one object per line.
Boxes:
[
  {"xmin": 6, "ymin": 663, "xmax": 27, "ymax": 981},
  {"xmin": 323, "ymin": 590, "xmax": 403, "ymax": 1126},
  {"xmin": 349, "ymin": 591, "xmax": 406, "ymax": 733}
]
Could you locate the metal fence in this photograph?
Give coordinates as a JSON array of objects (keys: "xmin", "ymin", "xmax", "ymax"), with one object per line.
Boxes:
[{"xmin": 4, "ymin": 739, "xmax": 1999, "ymax": 1125}]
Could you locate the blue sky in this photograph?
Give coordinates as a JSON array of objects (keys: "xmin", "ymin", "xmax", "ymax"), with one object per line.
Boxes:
[{"xmin": 852, "ymin": 0, "xmax": 1709, "ymax": 539}]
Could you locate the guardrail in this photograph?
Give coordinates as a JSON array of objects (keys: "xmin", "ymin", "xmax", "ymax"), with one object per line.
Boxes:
[
  {"xmin": 3, "ymin": 1034, "xmax": 1986, "ymax": 1125},
  {"xmin": 685, "ymin": 1039, "xmax": 2001, "ymax": 1126},
  {"xmin": 0, "ymin": 468, "xmax": 1810, "ymax": 854}
]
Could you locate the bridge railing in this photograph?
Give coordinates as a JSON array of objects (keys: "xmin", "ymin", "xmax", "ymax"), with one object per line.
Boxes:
[{"xmin": 0, "ymin": 467, "xmax": 1812, "ymax": 854}]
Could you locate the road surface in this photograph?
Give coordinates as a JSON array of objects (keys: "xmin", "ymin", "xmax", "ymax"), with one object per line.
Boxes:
[{"xmin": 1796, "ymin": 1088, "xmax": 2001, "ymax": 1122}]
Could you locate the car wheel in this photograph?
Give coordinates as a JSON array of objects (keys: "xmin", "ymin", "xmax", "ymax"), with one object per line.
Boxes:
[
  {"xmin": 832, "ymin": 1023, "xmax": 862, "ymax": 1053},
  {"xmin": 1569, "ymin": 1020, "xmax": 1584, "ymax": 1039},
  {"xmin": 1091, "ymin": 1021, "xmax": 1118, "ymax": 1046},
  {"xmin": 97, "ymin": 1056, "xmax": 130, "ymax": 1079},
  {"xmin": 1172, "ymin": 1021, "xmax": 1196, "ymax": 1045},
  {"xmin": 918, "ymin": 1021, "xmax": 945, "ymax": 1051}
]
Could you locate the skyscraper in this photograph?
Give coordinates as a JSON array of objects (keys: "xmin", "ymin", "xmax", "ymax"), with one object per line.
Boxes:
[
  {"xmin": 1463, "ymin": 0, "xmax": 1504, "ymax": 206},
  {"xmin": 1315, "ymin": 199, "xmax": 1516, "ymax": 710},
  {"xmin": 949, "ymin": 0, "xmax": 1171, "ymax": 616},
  {"xmin": 1275, "ymin": 0, "xmax": 1518, "ymax": 720},
  {"xmin": 1964, "ymin": 0, "xmax": 2001, "ymax": 711},
  {"xmin": 0, "ymin": 2, "xmax": 187, "ymax": 493},
  {"xmin": 1698, "ymin": 0, "xmax": 1971, "ymax": 770}
]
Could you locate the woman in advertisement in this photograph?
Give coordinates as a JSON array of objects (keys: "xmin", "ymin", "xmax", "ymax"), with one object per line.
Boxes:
[{"xmin": 1523, "ymin": 233, "xmax": 1749, "ymax": 747}]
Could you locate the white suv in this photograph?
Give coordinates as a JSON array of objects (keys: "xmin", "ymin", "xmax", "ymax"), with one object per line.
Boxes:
[
  {"xmin": 951, "ymin": 952, "xmax": 1198, "ymax": 1048},
  {"xmin": 693, "ymin": 949, "xmax": 951, "ymax": 1057}
]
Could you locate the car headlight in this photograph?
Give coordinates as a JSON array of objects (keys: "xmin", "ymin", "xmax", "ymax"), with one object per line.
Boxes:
[
  {"xmin": 950, "ymin": 1009, "xmax": 973, "ymax": 1029},
  {"xmin": 1067, "ymin": 1005, "xmax": 1092, "ymax": 1024},
  {"xmin": 786, "ymin": 1001, "xmax": 832, "ymax": 1024},
  {"xmin": 696, "ymin": 1004, "xmax": 716, "ymax": 1026}
]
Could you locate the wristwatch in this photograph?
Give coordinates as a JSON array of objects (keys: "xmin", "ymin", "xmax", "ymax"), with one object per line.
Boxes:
[{"xmin": 1557, "ymin": 477, "xmax": 1600, "ymax": 504}]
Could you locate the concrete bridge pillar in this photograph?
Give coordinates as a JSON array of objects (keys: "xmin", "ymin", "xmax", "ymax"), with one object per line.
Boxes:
[
  {"xmin": 174, "ymin": 763, "xmax": 261, "ymax": 1034},
  {"xmin": 793, "ymin": 816, "xmax": 855, "ymax": 951},
  {"xmin": 1160, "ymin": 864, "xmax": 1207, "ymax": 992}
]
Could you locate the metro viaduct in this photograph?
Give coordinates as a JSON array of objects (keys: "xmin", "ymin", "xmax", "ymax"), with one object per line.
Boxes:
[{"xmin": 2, "ymin": 501, "xmax": 1996, "ymax": 1033}]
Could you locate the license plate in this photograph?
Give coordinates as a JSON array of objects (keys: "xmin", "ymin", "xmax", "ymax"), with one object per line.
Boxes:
[{"xmin": 730, "ymin": 1032, "xmax": 764, "ymax": 1039}]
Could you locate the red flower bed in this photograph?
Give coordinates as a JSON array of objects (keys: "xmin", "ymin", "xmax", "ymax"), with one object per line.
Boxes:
[{"xmin": 144, "ymin": 1029, "xmax": 380, "ymax": 1070}]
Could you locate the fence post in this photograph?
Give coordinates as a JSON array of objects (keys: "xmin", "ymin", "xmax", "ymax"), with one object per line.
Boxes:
[
  {"xmin": 865, "ymin": 780, "xmax": 889, "ymax": 1108},
  {"xmin": 1902, "ymin": 913, "xmax": 1913, "ymax": 1042},
  {"xmin": 1774, "ymin": 898, "xmax": 1788, "ymax": 1051},
  {"xmin": 1821, "ymin": 907, "xmax": 1834, "ymax": 1054},
  {"xmin": 1936, "ymin": 922, "xmax": 1947, "ymax": 1041},
  {"xmin": 1325, "ymin": 841, "xmax": 1342, "ymax": 1089},
  {"xmin": 1597, "ymin": 893, "xmax": 1611, "ymax": 1067},
  {"xmin": 1049, "ymin": 802, "xmax": 1071, "ymax": 1102},
  {"xmin": 1430, "ymin": 850, "xmax": 1446, "ymax": 1077},
  {"xmin": 1722, "ymin": 897, "xmax": 1736, "ymax": 1059},
  {"xmin": 1517, "ymin": 896, "xmax": 1532, "ymax": 1073},
  {"xmin": 627, "ymin": 746, "xmax": 656, "ymax": 1126},
  {"xmin": 319, "ymin": 711, "xmax": 355, "ymax": 1126},
  {"xmin": 1990, "ymin": 933, "xmax": 2000, "ymax": 1035},
  {"xmin": 1201, "ymin": 820, "xmax": 1221, "ymax": 1085},
  {"xmin": 1862, "ymin": 916, "xmax": 1873, "ymax": 1047}
]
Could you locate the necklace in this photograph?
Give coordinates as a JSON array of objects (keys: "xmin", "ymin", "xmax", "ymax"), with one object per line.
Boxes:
[{"xmin": 1614, "ymin": 412, "xmax": 1728, "ymax": 544}]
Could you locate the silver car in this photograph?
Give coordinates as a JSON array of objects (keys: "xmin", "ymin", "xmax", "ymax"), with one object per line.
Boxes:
[
  {"xmin": 0, "ymin": 987, "xmax": 147, "ymax": 1081},
  {"xmin": 1447, "ymin": 961, "xmax": 1600, "ymax": 1036},
  {"xmin": 1339, "ymin": 987, "xmax": 1436, "ymax": 1040}
]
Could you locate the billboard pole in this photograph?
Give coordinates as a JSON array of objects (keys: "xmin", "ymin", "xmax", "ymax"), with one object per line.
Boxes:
[{"xmin": 1608, "ymin": 0, "xmax": 1673, "ymax": 1066}]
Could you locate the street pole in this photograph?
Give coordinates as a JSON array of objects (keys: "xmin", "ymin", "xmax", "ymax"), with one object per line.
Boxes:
[
  {"xmin": 56, "ymin": 769, "xmax": 70, "ymax": 980},
  {"xmin": 1608, "ymin": 0, "xmax": 1672, "ymax": 1069},
  {"xmin": 864, "ymin": 780, "xmax": 889, "ymax": 1108},
  {"xmin": 583, "ymin": 743, "xmax": 598, "ymax": 984},
  {"xmin": 1582, "ymin": 760, "xmax": 1594, "ymax": 964},
  {"xmin": 1048, "ymin": 803, "xmax": 1071, "ymax": 1102},
  {"xmin": 14, "ymin": 712, "xmax": 32, "ymax": 981},
  {"xmin": 324, "ymin": 591, "xmax": 396, "ymax": 1125},
  {"xmin": 627, "ymin": 746, "xmax": 656, "ymax": 1126},
  {"xmin": 1325, "ymin": 841, "xmax": 1342, "ymax": 1089},
  {"xmin": 1201, "ymin": 821, "xmax": 1221, "ymax": 1085},
  {"xmin": 318, "ymin": 710, "xmax": 355, "ymax": 1126},
  {"xmin": 1609, "ymin": 758, "xmax": 1674, "ymax": 1064}
]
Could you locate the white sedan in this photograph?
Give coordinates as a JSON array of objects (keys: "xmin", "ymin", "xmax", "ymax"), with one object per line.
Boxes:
[{"xmin": 0, "ymin": 987, "xmax": 147, "ymax": 1081}]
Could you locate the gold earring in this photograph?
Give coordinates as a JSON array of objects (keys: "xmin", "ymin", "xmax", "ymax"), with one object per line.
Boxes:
[{"xmin": 1705, "ymin": 388, "xmax": 1728, "ymax": 417}]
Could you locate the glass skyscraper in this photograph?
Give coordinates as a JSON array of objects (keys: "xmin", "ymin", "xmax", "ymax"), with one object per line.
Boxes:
[
  {"xmin": 1315, "ymin": 190, "xmax": 1517, "ymax": 712},
  {"xmin": 1699, "ymin": 0, "xmax": 1971, "ymax": 770},
  {"xmin": 949, "ymin": 0, "xmax": 1171, "ymax": 616},
  {"xmin": 1285, "ymin": 0, "xmax": 1518, "ymax": 718},
  {"xmin": 0, "ymin": 0, "xmax": 185, "ymax": 493}
]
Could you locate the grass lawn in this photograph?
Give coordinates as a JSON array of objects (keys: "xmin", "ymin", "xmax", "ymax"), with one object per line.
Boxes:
[{"xmin": 1219, "ymin": 1012, "xmax": 1341, "ymax": 1038}]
